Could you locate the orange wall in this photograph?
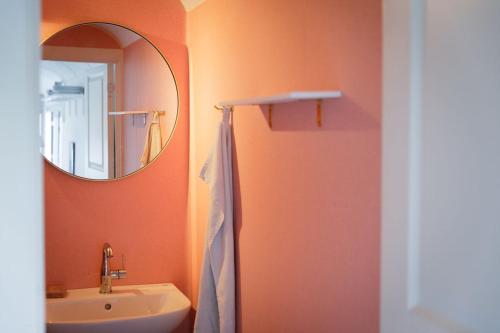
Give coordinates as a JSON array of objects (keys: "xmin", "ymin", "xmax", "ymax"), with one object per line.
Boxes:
[
  {"xmin": 187, "ymin": 0, "xmax": 381, "ymax": 332},
  {"xmin": 42, "ymin": 0, "xmax": 191, "ymax": 305}
]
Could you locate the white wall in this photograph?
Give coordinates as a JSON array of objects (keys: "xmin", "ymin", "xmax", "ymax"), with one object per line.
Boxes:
[{"xmin": 0, "ymin": 1, "xmax": 45, "ymax": 333}]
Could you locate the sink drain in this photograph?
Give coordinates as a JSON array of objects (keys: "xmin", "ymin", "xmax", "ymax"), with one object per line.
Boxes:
[{"xmin": 104, "ymin": 303, "xmax": 112, "ymax": 310}]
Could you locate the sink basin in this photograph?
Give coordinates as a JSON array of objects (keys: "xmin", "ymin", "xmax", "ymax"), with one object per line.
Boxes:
[{"xmin": 46, "ymin": 283, "xmax": 191, "ymax": 333}]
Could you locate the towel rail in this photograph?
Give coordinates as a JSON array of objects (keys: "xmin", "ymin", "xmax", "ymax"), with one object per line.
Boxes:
[
  {"xmin": 108, "ymin": 110, "xmax": 165, "ymax": 126},
  {"xmin": 109, "ymin": 110, "xmax": 165, "ymax": 116}
]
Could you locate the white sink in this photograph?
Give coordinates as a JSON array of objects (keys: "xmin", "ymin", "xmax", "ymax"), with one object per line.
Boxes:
[{"xmin": 46, "ymin": 283, "xmax": 191, "ymax": 333}]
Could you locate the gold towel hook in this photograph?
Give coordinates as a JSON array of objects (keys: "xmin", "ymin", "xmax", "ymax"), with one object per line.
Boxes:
[
  {"xmin": 316, "ymin": 99, "xmax": 323, "ymax": 127},
  {"xmin": 268, "ymin": 104, "xmax": 273, "ymax": 128},
  {"xmin": 214, "ymin": 105, "xmax": 233, "ymax": 112}
]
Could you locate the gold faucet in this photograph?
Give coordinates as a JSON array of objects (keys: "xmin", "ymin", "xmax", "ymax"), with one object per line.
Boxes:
[{"xmin": 99, "ymin": 243, "xmax": 127, "ymax": 294}]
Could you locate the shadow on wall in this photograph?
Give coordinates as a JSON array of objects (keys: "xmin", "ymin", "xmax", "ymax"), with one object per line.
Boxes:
[
  {"xmin": 231, "ymin": 121, "xmax": 244, "ymax": 332},
  {"xmin": 257, "ymin": 94, "xmax": 379, "ymax": 132}
]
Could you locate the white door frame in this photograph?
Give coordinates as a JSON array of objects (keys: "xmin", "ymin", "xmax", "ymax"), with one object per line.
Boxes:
[
  {"xmin": 381, "ymin": 0, "xmax": 440, "ymax": 331},
  {"xmin": 381, "ymin": 0, "xmax": 424, "ymax": 326},
  {"xmin": 0, "ymin": 1, "xmax": 45, "ymax": 333}
]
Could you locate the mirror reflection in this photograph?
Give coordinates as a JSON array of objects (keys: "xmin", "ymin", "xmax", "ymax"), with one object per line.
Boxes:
[{"xmin": 40, "ymin": 23, "xmax": 178, "ymax": 180}]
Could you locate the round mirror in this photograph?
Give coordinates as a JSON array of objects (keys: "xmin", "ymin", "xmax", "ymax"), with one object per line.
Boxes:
[{"xmin": 40, "ymin": 22, "xmax": 178, "ymax": 180}]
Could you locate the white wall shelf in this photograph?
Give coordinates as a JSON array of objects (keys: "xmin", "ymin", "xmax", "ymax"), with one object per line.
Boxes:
[{"xmin": 215, "ymin": 90, "xmax": 342, "ymax": 127}]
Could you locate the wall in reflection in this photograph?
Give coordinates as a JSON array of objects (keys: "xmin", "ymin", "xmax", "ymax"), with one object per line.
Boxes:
[{"xmin": 122, "ymin": 38, "xmax": 176, "ymax": 175}]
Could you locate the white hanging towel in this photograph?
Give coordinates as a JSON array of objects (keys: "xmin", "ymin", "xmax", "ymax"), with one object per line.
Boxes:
[{"xmin": 194, "ymin": 108, "xmax": 235, "ymax": 333}]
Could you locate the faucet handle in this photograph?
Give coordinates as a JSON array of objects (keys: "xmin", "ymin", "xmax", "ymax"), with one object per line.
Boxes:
[
  {"xmin": 110, "ymin": 254, "xmax": 127, "ymax": 280},
  {"xmin": 111, "ymin": 269, "xmax": 127, "ymax": 280}
]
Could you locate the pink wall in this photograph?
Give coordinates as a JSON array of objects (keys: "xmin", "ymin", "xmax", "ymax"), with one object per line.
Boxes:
[
  {"xmin": 42, "ymin": 0, "xmax": 381, "ymax": 331},
  {"xmin": 42, "ymin": 0, "xmax": 191, "ymax": 309},
  {"xmin": 187, "ymin": 0, "xmax": 381, "ymax": 332},
  {"xmin": 42, "ymin": 0, "xmax": 185, "ymax": 45}
]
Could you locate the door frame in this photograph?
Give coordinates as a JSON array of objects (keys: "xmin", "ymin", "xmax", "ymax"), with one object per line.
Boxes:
[
  {"xmin": 0, "ymin": 1, "xmax": 44, "ymax": 332},
  {"xmin": 381, "ymin": 0, "xmax": 425, "ymax": 331}
]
